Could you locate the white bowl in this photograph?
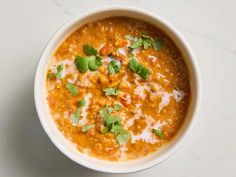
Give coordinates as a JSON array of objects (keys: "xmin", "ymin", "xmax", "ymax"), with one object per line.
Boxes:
[{"xmin": 34, "ymin": 6, "xmax": 201, "ymax": 173}]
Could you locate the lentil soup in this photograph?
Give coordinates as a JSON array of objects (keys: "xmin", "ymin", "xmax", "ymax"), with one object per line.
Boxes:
[{"xmin": 46, "ymin": 17, "xmax": 190, "ymax": 161}]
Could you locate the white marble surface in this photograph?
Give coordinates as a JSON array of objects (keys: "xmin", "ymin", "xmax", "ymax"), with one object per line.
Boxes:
[{"xmin": 0, "ymin": 0, "xmax": 235, "ymax": 176}]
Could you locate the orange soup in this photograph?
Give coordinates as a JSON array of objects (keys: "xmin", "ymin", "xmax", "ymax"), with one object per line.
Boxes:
[{"xmin": 46, "ymin": 17, "xmax": 190, "ymax": 161}]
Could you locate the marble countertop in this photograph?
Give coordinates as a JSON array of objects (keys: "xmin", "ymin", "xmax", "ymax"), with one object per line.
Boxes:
[{"xmin": 0, "ymin": 0, "xmax": 235, "ymax": 176}]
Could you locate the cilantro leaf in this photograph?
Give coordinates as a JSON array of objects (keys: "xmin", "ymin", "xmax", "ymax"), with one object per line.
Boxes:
[
  {"xmin": 152, "ymin": 129, "xmax": 164, "ymax": 139},
  {"xmin": 114, "ymin": 103, "xmax": 122, "ymax": 110},
  {"xmin": 88, "ymin": 56, "xmax": 102, "ymax": 71},
  {"xmin": 116, "ymin": 129, "xmax": 131, "ymax": 145},
  {"xmin": 125, "ymin": 34, "xmax": 135, "ymax": 41},
  {"xmin": 71, "ymin": 109, "xmax": 80, "ymax": 124},
  {"xmin": 99, "ymin": 107, "xmax": 121, "ymax": 126},
  {"xmin": 153, "ymin": 38, "xmax": 164, "ymax": 51},
  {"xmin": 110, "ymin": 124, "xmax": 123, "ymax": 135},
  {"xmin": 65, "ymin": 83, "xmax": 78, "ymax": 96},
  {"xmin": 128, "ymin": 57, "xmax": 140, "ymax": 73},
  {"xmin": 75, "ymin": 55, "xmax": 102, "ymax": 73},
  {"xmin": 47, "ymin": 64, "xmax": 64, "ymax": 79},
  {"xmin": 108, "ymin": 60, "xmax": 121, "ymax": 74},
  {"xmin": 137, "ymin": 65, "xmax": 152, "ymax": 80},
  {"xmin": 105, "ymin": 105, "xmax": 113, "ymax": 113},
  {"xmin": 128, "ymin": 57, "xmax": 151, "ymax": 80},
  {"xmin": 74, "ymin": 56, "xmax": 89, "ymax": 73},
  {"xmin": 143, "ymin": 38, "xmax": 152, "ymax": 49},
  {"xmin": 77, "ymin": 99, "xmax": 85, "ymax": 108},
  {"xmin": 47, "ymin": 73, "xmax": 57, "ymax": 78},
  {"xmin": 103, "ymin": 87, "xmax": 119, "ymax": 96},
  {"xmin": 99, "ymin": 107, "xmax": 130, "ymax": 145},
  {"xmin": 56, "ymin": 64, "xmax": 64, "ymax": 79},
  {"xmin": 81, "ymin": 124, "xmax": 95, "ymax": 132},
  {"xmin": 129, "ymin": 38, "xmax": 143, "ymax": 49},
  {"xmin": 83, "ymin": 44, "xmax": 97, "ymax": 55}
]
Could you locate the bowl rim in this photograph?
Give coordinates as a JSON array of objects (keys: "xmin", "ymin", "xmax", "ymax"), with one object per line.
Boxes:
[{"xmin": 34, "ymin": 5, "xmax": 202, "ymax": 173}]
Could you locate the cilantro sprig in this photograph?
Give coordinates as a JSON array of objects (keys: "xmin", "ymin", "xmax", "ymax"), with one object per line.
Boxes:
[
  {"xmin": 81, "ymin": 124, "xmax": 95, "ymax": 132},
  {"xmin": 128, "ymin": 57, "xmax": 151, "ymax": 80},
  {"xmin": 71, "ymin": 109, "xmax": 80, "ymax": 124},
  {"xmin": 152, "ymin": 129, "xmax": 164, "ymax": 139},
  {"xmin": 48, "ymin": 64, "xmax": 64, "ymax": 79},
  {"xmin": 83, "ymin": 44, "xmax": 97, "ymax": 55},
  {"xmin": 99, "ymin": 107, "xmax": 130, "ymax": 145},
  {"xmin": 126, "ymin": 33, "xmax": 164, "ymax": 51},
  {"xmin": 75, "ymin": 44, "xmax": 102, "ymax": 73},
  {"xmin": 77, "ymin": 99, "xmax": 85, "ymax": 108},
  {"xmin": 65, "ymin": 83, "xmax": 78, "ymax": 96},
  {"xmin": 108, "ymin": 60, "xmax": 121, "ymax": 74},
  {"xmin": 75, "ymin": 55, "xmax": 102, "ymax": 73},
  {"xmin": 103, "ymin": 87, "xmax": 119, "ymax": 96}
]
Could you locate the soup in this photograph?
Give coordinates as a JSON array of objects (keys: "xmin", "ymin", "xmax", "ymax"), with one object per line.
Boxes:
[{"xmin": 46, "ymin": 17, "xmax": 190, "ymax": 161}]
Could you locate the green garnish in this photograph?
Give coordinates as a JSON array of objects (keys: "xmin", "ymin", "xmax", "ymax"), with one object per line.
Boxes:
[
  {"xmin": 114, "ymin": 103, "xmax": 122, "ymax": 110},
  {"xmin": 74, "ymin": 56, "xmax": 90, "ymax": 73},
  {"xmin": 88, "ymin": 56, "xmax": 102, "ymax": 71},
  {"xmin": 81, "ymin": 124, "xmax": 95, "ymax": 132},
  {"xmin": 65, "ymin": 83, "xmax": 78, "ymax": 96},
  {"xmin": 126, "ymin": 33, "xmax": 164, "ymax": 51},
  {"xmin": 116, "ymin": 129, "xmax": 131, "ymax": 145},
  {"xmin": 47, "ymin": 64, "xmax": 64, "ymax": 79},
  {"xmin": 128, "ymin": 57, "xmax": 151, "ymax": 80},
  {"xmin": 71, "ymin": 109, "xmax": 80, "ymax": 124},
  {"xmin": 143, "ymin": 38, "xmax": 152, "ymax": 49},
  {"xmin": 99, "ymin": 107, "xmax": 130, "ymax": 145},
  {"xmin": 75, "ymin": 55, "xmax": 102, "ymax": 73},
  {"xmin": 129, "ymin": 38, "xmax": 143, "ymax": 49},
  {"xmin": 105, "ymin": 105, "xmax": 113, "ymax": 113},
  {"xmin": 152, "ymin": 129, "xmax": 164, "ymax": 139},
  {"xmin": 103, "ymin": 87, "xmax": 119, "ymax": 96},
  {"xmin": 153, "ymin": 38, "xmax": 164, "ymax": 51},
  {"xmin": 77, "ymin": 99, "xmax": 85, "ymax": 108},
  {"xmin": 125, "ymin": 34, "xmax": 135, "ymax": 41},
  {"xmin": 83, "ymin": 44, "xmax": 97, "ymax": 55},
  {"xmin": 108, "ymin": 60, "xmax": 121, "ymax": 74}
]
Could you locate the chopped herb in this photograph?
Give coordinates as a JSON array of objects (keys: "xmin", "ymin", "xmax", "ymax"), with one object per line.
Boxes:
[
  {"xmin": 128, "ymin": 57, "xmax": 140, "ymax": 73},
  {"xmin": 65, "ymin": 83, "xmax": 78, "ymax": 96},
  {"xmin": 153, "ymin": 38, "xmax": 164, "ymax": 51},
  {"xmin": 108, "ymin": 60, "xmax": 121, "ymax": 74},
  {"xmin": 83, "ymin": 44, "xmax": 97, "ymax": 55},
  {"xmin": 77, "ymin": 99, "xmax": 85, "ymax": 108},
  {"xmin": 99, "ymin": 107, "xmax": 130, "ymax": 145},
  {"xmin": 103, "ymin": 87, "xmax": 119, "ymax": 96},
  {"xmin": 138, "ymin": 65, "xmax": 152, "ymax": 80},
  {"xmin": 71, "ymin": 109, "xmax": 80, "ymax": 124},
  {"xmin": 47, "ymin": 64, "xmax": 64, "ymax": 79},
  {"xmin": 74, "ymin": 56, "xmax": 90, "ymax": 73},
  {"xmin": 128, "ymin": 57, "xmax": 151, "ymax": 80},
  {"xmin": 88, "ymin": 56, "xmax": 102, "ymax": 71},
  {"xmin": 114, "ymin": 103, "xmax": 122, "ymax": 110},
  {"xmin": 143, "ymin": 38, "xmax": 152, "ymax": 49},
  {"xmin": 56, "ymin": 64, "xmax": 64, "ymax": 79},
  {"xmin": 81, "ymin": 124, "xmax": 95, "ymax": 132},
  {"xmin": 105, "ymin": 105, "xmax": 113, "ymax": 113},
  {"xmin": 125, "ymin": 34, "xmax": 135, "ymax": 41},
  {"xmin": 129, "ymin": 38, "xmax": 143, "ymax": 49},
  {"xmin": 110, "ymin": 124, "xmax": 123, "ymax": 135},
  {"xmin": 75, "ymin": 55, "xmax": 102, "ymax": 73},
  {"xmin": 126, "ymin": 32, "xmax": 164, "ymax": 51},
  {"xmin": 152, "ymin": 129, "xmax": 164, "ymax": 139},
  {"xmin": 47, "ymin": 73, "xmax": 57, "ymax": 78},
  {"xmin": 116, "ymin": 129, "xmax": 131, "ymax": 145}
]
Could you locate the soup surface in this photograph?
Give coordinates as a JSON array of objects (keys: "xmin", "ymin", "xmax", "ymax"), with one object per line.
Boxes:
[{"xmin": 46, "ymin": 17, "xmax": 190, "ymax": 161}]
